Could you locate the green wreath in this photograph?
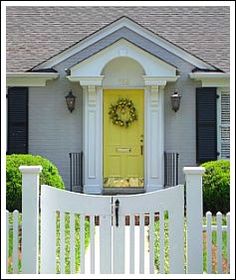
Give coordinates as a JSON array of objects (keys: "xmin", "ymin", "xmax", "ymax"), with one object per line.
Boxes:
[{"xmin": 108, "ymin": 98, "xmax": 138, "ymax": 128}]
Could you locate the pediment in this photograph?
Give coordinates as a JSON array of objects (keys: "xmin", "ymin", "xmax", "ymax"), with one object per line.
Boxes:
[{"xmin": 69, "ymin": 39, "xmax": 177, "ymax": 78}]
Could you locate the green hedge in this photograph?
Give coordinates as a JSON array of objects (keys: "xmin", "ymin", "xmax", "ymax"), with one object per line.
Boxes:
[
  {"xmin": 7, "ymin": 154, "xmax": 65, "ymax": 212},
  {"xmin": 201, "ymin": 160, "xmax": 230, "ymax": 214}
]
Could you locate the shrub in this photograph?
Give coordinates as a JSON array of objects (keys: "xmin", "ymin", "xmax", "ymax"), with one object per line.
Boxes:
[
  {"xmin": 6, "ymin": 154, "xmax": 65, "ymax": 212},
  {"xmin": 201, "ymin": 160, "xmax": 230, "ymax": 214}
]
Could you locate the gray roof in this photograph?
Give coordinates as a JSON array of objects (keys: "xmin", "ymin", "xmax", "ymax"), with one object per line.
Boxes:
[{"xmin": 6, "ymin": 6, "xmax": 230, "ymax": 72}]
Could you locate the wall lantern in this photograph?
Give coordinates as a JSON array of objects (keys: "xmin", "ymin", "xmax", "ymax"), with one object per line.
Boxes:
[
  {"xmin": 65, "ymin": 90, "xmax": 76, "ymax": 113},
  {"xmin": 171, "ymin": 91, "xmax": 181, "ymax": 112}
]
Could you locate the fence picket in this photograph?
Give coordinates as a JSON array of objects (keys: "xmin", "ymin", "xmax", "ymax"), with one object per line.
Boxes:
[
  {"xmin": 60, "ymin": 212, "xmax": 65, "ymax": 274},
  {"xmin": 113, "ymin": 214, "xmax": 125, "ymax": 273},
  {"xmin": 70, "ymin": 213, "xmax": 75, "ymax": 273},
  {"xmin": 206, "ymin": 211, "xmax": 212, "ymax": 273},
  {"xmin": 149, "ymin": 212, "xmax": 154, "ymax": 274},
  {"xmin": 129, "ymin": 215, "xmax": 135, "ymax": 274},
  {"xmin": 80, "ymin": 214, "xmax": 85, "ymax": 274},
  {"xmin": 226, "ymin": 213, "xmax": 230, "ymax": 273},
  {"xmin": 40, "ymin": 203, "xmax": 56, "ymax": 273},
  {"xmin": 5, "ymin": 208, "xmax": 231, "ymax": 276},
  {"xmin": 99, "ymin": 214, "xmax": 112, "ymax": 273},
  {"xmin": 216, "ymin": 212, "xmax": 222, "ymax": 273},
  {"xmin": 6, "ymin": 207, "xmax": 231, "ymax": 276},
  {"xmin": 90, "ymin": 215, "xmax": 95, "ymax": 274},
  {"xmin": 139, "ymin": 213, "xmax": 145, "ymax": 274},
  {"xmin": 6, "ymin": 210, "xmax": 9, "ymax": 272},
  {"xmin": 13, "ymin": 210, "xmax": 19, "ymax": 273},
  {"xmin": 159, "ymin": 210, "xmax": 165, "ymax": 274}
]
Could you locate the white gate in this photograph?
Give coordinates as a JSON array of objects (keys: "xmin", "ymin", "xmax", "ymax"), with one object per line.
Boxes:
[
  {"xmin": 19, "ymin": 166, "xmax": 205, "ymax": 274},
  {"xmin": 41, "ymin": 185, "xmax": 184, "ymax": 274}
]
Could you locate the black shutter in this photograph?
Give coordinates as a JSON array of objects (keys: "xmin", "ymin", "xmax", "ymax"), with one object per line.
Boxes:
[
  {"xmin": 7, "ymin": 87, "xmax": 28, "ymax": 154},
  {"xmin": 196, "ymin": 87, "xmax": 217, "ymax": 164}
]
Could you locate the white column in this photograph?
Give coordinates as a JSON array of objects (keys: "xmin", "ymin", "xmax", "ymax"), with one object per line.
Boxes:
[
  {"xmin": 145, "ymin": 84, "xmax": 165, "ymax": 191},
  {"xmin": 183, "ymin": 167, "xmax": 205, "ymax": 273},
  {"xmin": 159, "ymin": 85, "xmax": 165, "ymax": 188},
  {"xmin": 19, "ymin": 165, "xmax": 42, "ymax": 274},
  {"xmin": 83, "ymin": 85, "xmax": 103, "ymax": 194}
]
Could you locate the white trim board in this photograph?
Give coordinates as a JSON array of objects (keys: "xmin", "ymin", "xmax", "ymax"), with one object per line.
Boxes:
[
  {"xmin": 189, "ymin": 72, "xmax": 230, "ymax": 87},
  {"xmin": 69, "ymin": 39, "xmax": 177, "ymax": 78},
  {"xmin": 82, "ymin": 84, "xmax": 165, "ymax": 194},
  {"xmin": 6, "ymin": 72, "xmax": 59, "ymax": 87},
  {"xmin": 34, "ymin": 17, "xmax": 215, "ymax": 71}
]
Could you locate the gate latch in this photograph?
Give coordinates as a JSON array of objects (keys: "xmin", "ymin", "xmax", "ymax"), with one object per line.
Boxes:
[{"xmin": 115, "ymin": 199, "xmax": 120, "ymax": 227}]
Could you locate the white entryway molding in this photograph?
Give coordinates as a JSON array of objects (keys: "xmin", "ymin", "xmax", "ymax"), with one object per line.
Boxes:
[
  {"xmin": 67, "ymin": 40, "xmax": 178, "ymax": 194},
  {"xmin": 144, "ymin": 83, "xmax": 164, "ymax": 192},
  {"xmin": 82, "ymin": 83, "xmax": 103, "ymax": 193}
]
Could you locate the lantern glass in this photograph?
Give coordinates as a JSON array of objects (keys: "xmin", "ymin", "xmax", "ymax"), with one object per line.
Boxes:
[
  {"xmin": 171, "ymin": 92, "xmax": 181, "ymax": 112},
  {"xmin": 65, "ymin": 91, "xmax": 76, "ymax": 112}
]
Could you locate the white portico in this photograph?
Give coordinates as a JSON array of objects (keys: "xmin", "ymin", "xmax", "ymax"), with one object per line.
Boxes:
[{"xmin": 68, "ymin": 39, "xmax": 178, "ymax": 194}]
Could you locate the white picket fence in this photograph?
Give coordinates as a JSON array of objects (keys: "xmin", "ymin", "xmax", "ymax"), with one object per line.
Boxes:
[
  {"xmin": 202, "ymin": 211, "xmax": 230, "ymax": 274},
  {"xmin": 6, "ymin": 210, "xmax": 230, "ymax": 274}
]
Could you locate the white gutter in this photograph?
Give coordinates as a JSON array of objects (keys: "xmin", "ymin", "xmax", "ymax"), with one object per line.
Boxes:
[
  {"xmin": 6, "ymin": 72, "xmax": 59, "ymax": 87},
  {"xmin": 189, "ymin": 72, "xmax": 230, "ymax": 87},
  {"xmin": 189, "ymin": 72, "xmax": 230, "ymax": 79}
]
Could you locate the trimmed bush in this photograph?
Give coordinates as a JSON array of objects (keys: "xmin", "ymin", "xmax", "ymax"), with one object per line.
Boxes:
[
  {"xmin": 7, "ymin": 154, "xmax": 65, "ymax": 212},
  {"xmin": 201, "ymin": 160, "xmax": 230, "ymax": 214}
]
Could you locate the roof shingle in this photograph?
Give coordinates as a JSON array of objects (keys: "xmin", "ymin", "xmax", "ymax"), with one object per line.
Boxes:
[{"xmin": 6, "ymin": 6, "xmax": 230, "ymax": 72}]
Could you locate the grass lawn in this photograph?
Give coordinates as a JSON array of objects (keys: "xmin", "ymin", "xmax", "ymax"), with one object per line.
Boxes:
[
  {"xmin": 154, "ymin": 214, "xmax": 229, "ymax": 274},
  {"xmin": 7, "ymin": 212, "xmax": 90, "ymax": 274}
]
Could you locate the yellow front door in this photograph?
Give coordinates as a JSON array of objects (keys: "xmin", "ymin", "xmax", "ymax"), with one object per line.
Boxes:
[{"xmin": 104, "ymin": 89, "xmax": 144, "ymax": 188}]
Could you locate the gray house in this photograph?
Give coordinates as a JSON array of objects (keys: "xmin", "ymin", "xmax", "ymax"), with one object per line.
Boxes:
[{"xmin": 6, "ymin": 6, "xmax": 230, "ymax": 194}]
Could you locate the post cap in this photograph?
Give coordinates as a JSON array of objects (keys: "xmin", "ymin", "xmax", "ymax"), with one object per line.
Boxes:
[
  {"xmin": 19, "ymin": 166, "xmax": 43, "ymax": 174},
  {"xmin": 183, "ymin": 167, "xmax": 205, "ymax": 175}
]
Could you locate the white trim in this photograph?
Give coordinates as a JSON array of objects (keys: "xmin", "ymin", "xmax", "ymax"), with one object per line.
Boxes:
[
  {"xmin": 144, "ymin": 85, "xmax": 165, "ymax": 192},
  {"xmin": 189, "ymin": 72, "xmax": 230, "ymax": 79},
  {"xmin": 82, "ymin": 85, "xmax": 103, "ymax": 194},
  {"xmin": 183, "ymin": 167, "xmax": 205, "ymax": 175},
  {"xmin": 67, "ymin": 76, "xmax": 104, "ymax": 85},
  {"xmin": 6, "ymin": 72, "xmax": 59, "ymax": 79},
  {"xmin": 19, "ymin": 165, "xmax": 43, "ymax": 174},
  {"xmin": 102, "ymin": 85, "xmax": 145, "ymax": 89},
  {"xmin": 70, "ymin": 40, "xmax": 178, "ymax": 193},
  {"xmin": 70, "ymin": 39, "xmax": 177, "ymax": 78},
  {"xmin": 6, "ymin": 72, "xmax": 59, "ymax": 87},
  {"xmin": 81, "ymin": 80, "xmax": 169, "ymax": 194},
  {"xmin": 189, "ymin": 72, "xmax": 230, "ymax": 87},
  {"xmin": 143, "ymin": 76, "xmax": 179, "ymax": 86},
  {"xmin": 35, "ymin": 17, "xmax": 214, "ymax": 70}
]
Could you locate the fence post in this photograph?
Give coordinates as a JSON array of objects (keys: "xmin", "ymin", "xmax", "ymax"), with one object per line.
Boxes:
[
  {"xmin": 19, "ymin": 165, "xmax": 42, "ymax": 274},
  {"xmin": 183, "ymin": 166, "xmax": 205, "ymax": 274}
]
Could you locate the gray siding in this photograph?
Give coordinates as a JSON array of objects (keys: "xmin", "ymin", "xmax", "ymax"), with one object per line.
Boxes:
[
  {"xmin": 164, "ymin": 73, "xmax": 201, "ymax": 183},
  {"xmin": 28, "ymin": 73, "xmax": 83, "ymax": 188},
  {"xmin": 29, "ymin": 27, "xmax": 202, "ymax": 187}
]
